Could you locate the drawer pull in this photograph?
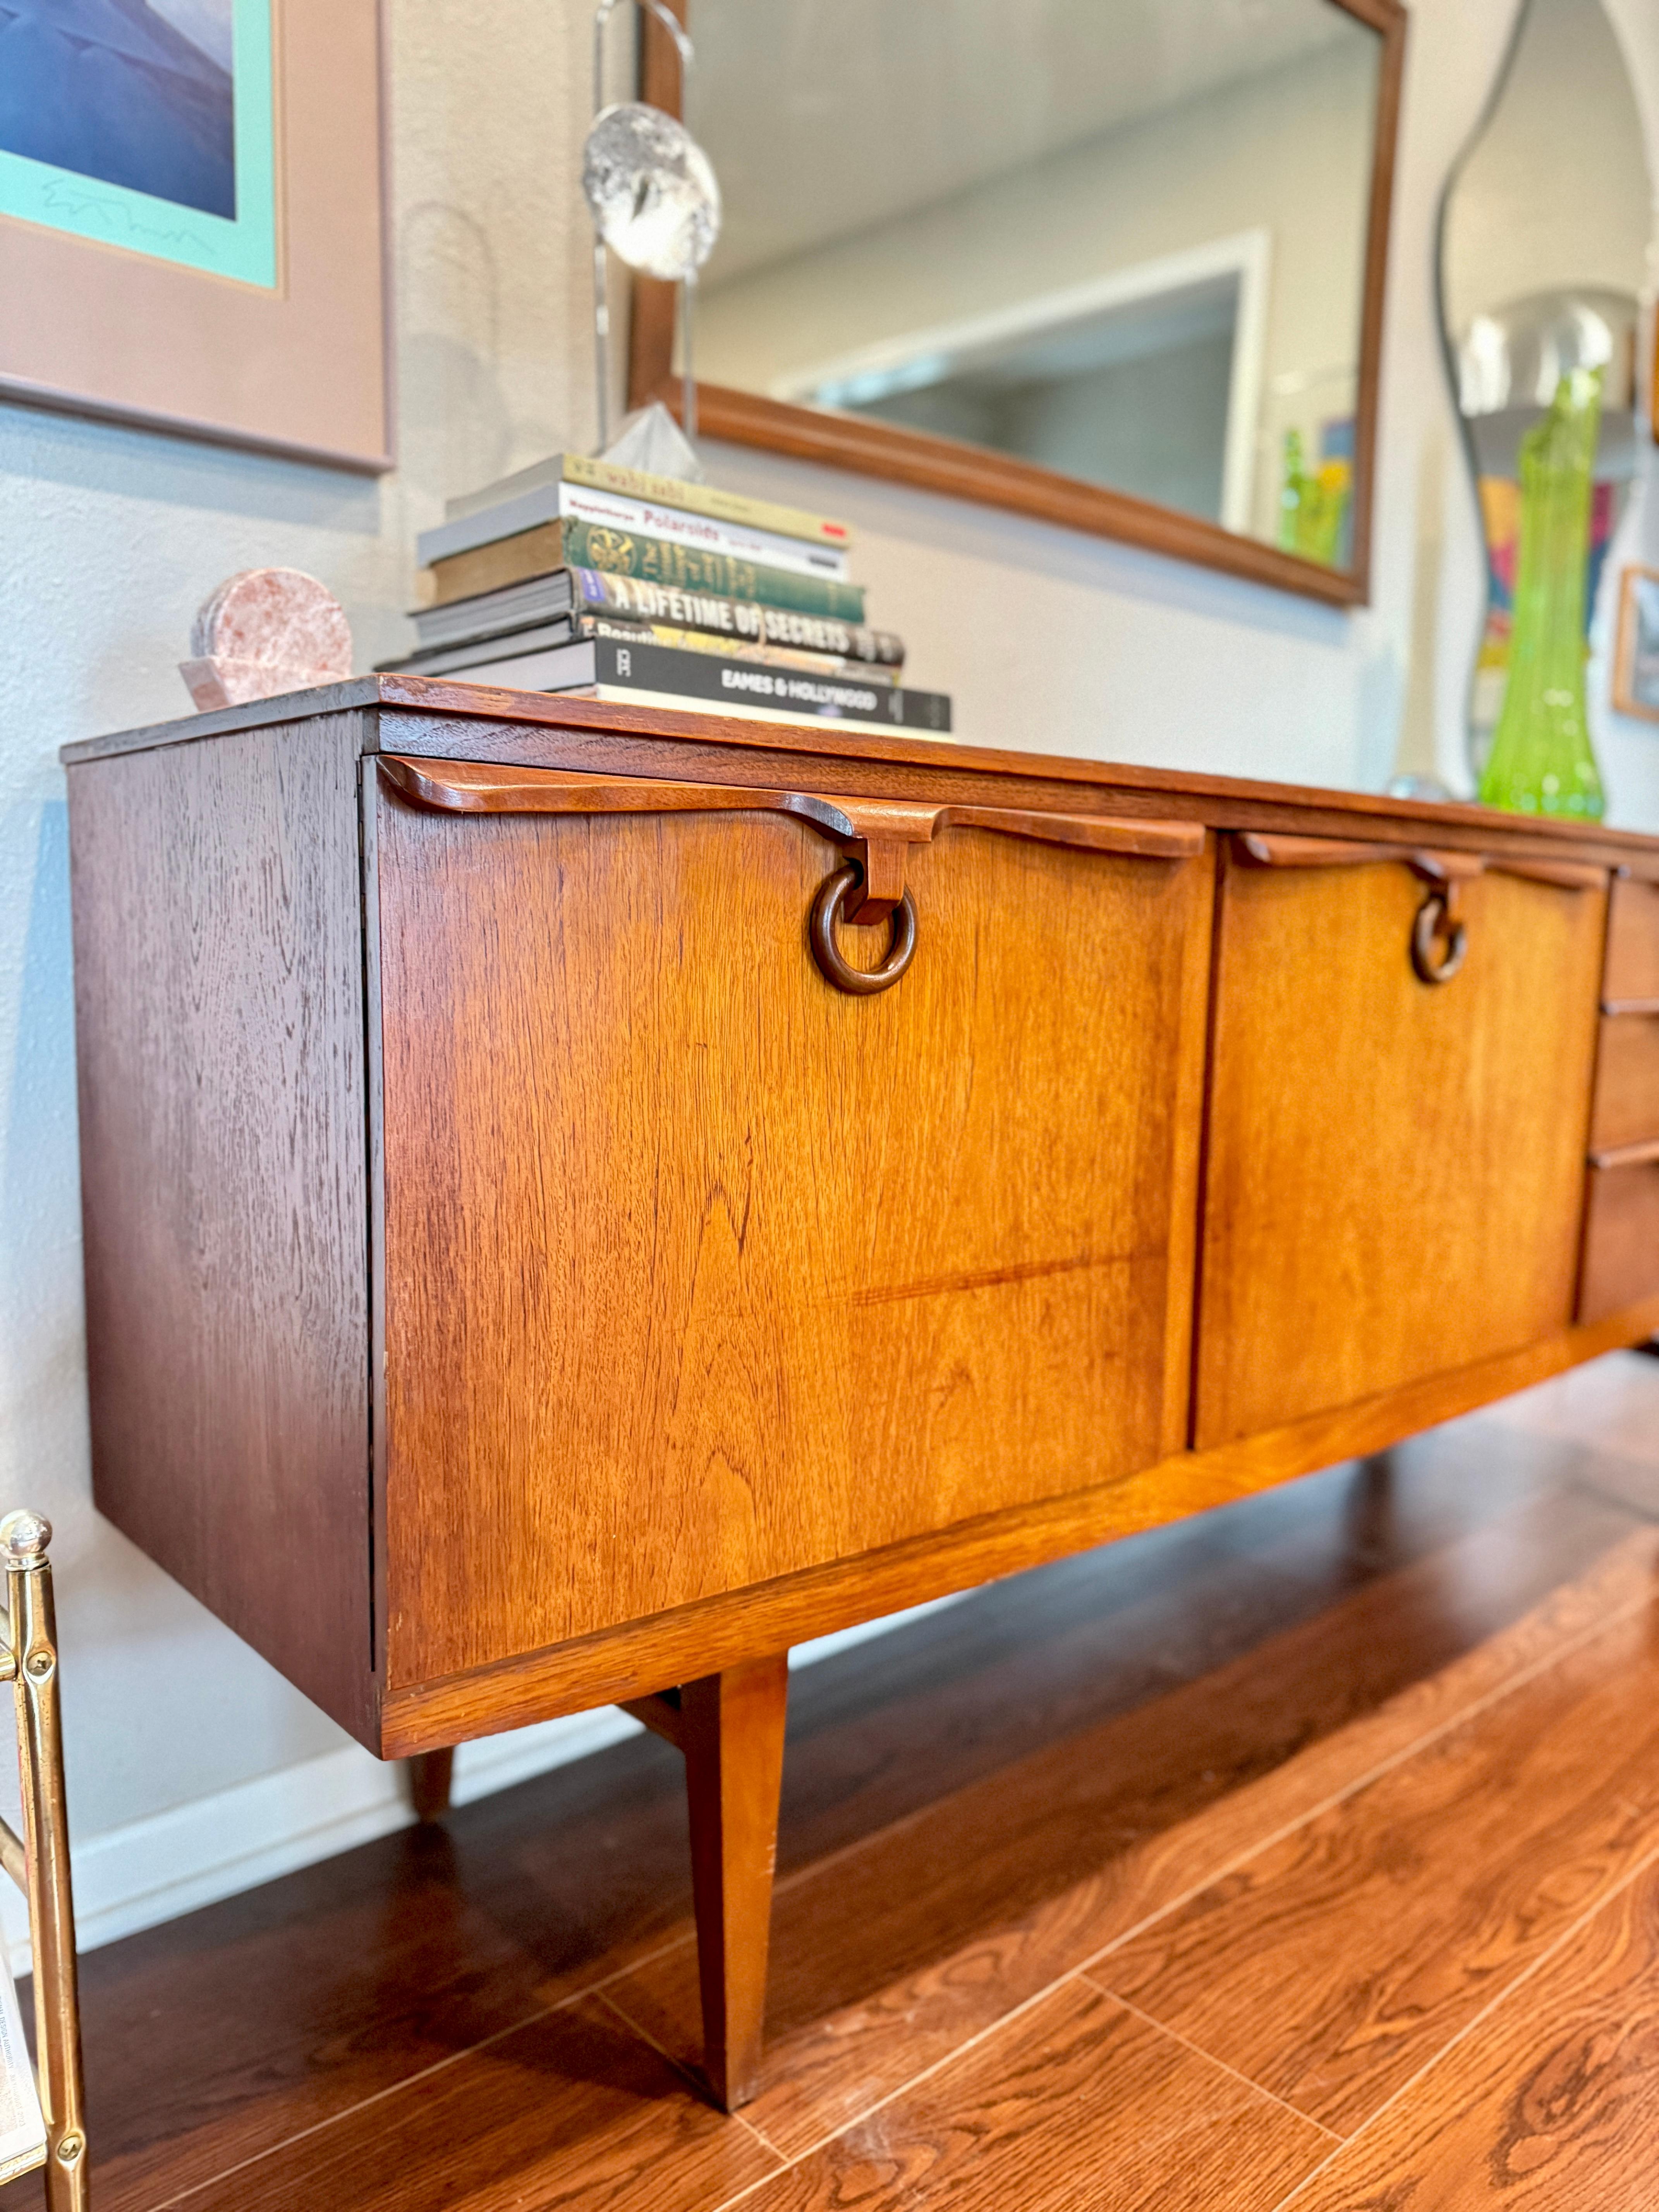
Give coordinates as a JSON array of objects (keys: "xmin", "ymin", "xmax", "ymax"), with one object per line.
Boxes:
[
  {"xmin": 810, "ymin": 864, "xmax": 918, "ymax": 995},
  {"xmin": 1411, "ymin": 891, "xmax": 1467, "ymax": 985}
]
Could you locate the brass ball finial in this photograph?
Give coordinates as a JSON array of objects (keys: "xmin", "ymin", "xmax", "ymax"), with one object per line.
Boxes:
[{"xmin": 0, "ymin": 1511, "xmax": 52, "ymax": 1563}]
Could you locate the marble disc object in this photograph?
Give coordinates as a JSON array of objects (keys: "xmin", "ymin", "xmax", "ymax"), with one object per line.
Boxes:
[
  {"xmin": 180, "ymin": 568, "xmax": 353, "ymax": 711},
  {"xmin": 582, "ymin": 102, "xmax": 720, "ymax": 280}
]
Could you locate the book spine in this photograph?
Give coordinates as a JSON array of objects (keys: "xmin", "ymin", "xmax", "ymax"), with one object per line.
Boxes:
[
  {"xmin": 559, "ymin": 484, "xmax": 849, "ymax": 579},
  {"xmin": 420, "ymin": 486, "xmax": 848, "ymax": 577},
  {"xmin": 562, "ymin": 455, "xmax": 851, "ymax": 550},
  {"xmin": 562, "ymin": 526, "xmax": 867, "ymax": 620},
  {"xmin": 413, "ymin": 597, "xmax": 568, "ymax": 651},
  {"xmin": 576, "ymin": 615, "xmax": 895, "ymax": 684},
  {"xmin": 570, "ymin": 567, "xmax": 900, "ymax": 663},
  {"xmin": 375, "ymin": 619, "xmax": 579, "ymax": 678},
  {"xmin": 593, "ymin": 639, "xmax": 951, "ymax": 733},
  {"xmin": 425, "ymin": 523, "xmax": 570, "ymax": 608}
]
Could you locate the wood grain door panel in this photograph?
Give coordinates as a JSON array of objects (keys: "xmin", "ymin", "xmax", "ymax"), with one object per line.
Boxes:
[
  {"xmin": 373, "ymin": 785, "xmax": 1213, "ymax": 1686},
  {"xmin": 1195, "ymin": 846, "xmax": 1605, "ymax": 1448}
]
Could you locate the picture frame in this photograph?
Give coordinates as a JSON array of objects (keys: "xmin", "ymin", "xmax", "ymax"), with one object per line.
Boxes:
[
  {"xmin": 0, "ymin": 0, "xmax": 392, "ymax": 472},
  {"xmin": 1613, "ymin": 565, "xmax": 1659, "ymax": 723}
]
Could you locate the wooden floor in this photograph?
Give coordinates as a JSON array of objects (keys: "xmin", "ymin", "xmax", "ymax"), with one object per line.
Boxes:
[{"xmin": 10, "ymin": 1350, "xmax": 1659, "ymax": 2210}]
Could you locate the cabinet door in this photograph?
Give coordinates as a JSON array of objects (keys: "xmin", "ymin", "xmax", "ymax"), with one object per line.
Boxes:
[
  {"xmin": 371, "ymin": 761, "xmax": 1214, "ymax": 1687},
  {"xmin": 1195, "ymin": 839, "xmax": 1605, "ymax": 1448}
]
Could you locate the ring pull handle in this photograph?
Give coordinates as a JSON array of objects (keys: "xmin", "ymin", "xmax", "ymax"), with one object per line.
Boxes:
[
  {"xmin": 810, "ymin": 863, "xmax": 918, "ymax": 996},
  {"xmin": 1411, "ymin": 890, "xmax": 1467, "ymax": 985}
]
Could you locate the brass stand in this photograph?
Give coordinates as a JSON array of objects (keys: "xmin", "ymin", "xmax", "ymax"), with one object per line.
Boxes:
[{"xmin": 0, "ymin": 1514, "xmax": 88, "ymax": 2207}]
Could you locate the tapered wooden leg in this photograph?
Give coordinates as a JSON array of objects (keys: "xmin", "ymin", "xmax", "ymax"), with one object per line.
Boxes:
[
  {"xmin": 678, "ymin": 1654, "xmax": 790, "ymax": 2111},
  {"xmin": 407, "ymin": 1748, "xmax": 455, "ymax": 1822}
]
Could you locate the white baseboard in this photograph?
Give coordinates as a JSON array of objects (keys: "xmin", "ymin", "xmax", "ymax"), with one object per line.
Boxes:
[{"xmin": 1, "ymin": 1591, "xmax": 963, "ymax": 1976}]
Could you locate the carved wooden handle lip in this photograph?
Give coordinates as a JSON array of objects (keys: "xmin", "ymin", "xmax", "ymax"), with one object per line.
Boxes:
[
  {"xmin": 1235, "ymin": 831, "xmax": 1604, "ymax": 891},
  {"xmin": 380, "ymin": 756, "xmax": 1201, "ymax": 848},
  {"xmin": 379, "ymin": 756, "xmax": 1203, "ymax": 922}
]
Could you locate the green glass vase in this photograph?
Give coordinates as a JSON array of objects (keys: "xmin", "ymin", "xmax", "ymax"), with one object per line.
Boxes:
[
  {"xmin": 1477, "ymin": 367, "xmax": 1605, "ymax": 819},
  {"xmin": 1276, "ymin": 429, "xmax": 1351, "ymax": 568}
]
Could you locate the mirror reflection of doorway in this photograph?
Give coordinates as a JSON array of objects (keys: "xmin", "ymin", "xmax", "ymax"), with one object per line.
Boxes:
[
  {"xmin": 778, "ymin": 234, "xmax": 1269, "ymax": 532},
  {"xmin": 685, "ymin": 0, "xmax": 1384, "ymax": 573}
]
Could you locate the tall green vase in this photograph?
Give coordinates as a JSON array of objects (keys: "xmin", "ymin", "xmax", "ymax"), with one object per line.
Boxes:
[{"xmin": 1478, "ymin": 367, "xmax": 1605, "ymax": 819}]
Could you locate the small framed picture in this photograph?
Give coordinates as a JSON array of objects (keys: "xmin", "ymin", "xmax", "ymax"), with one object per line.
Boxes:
[
  {"xmin": 1614, "ymin": 567, "xmax": 1659, "ymax": 723},
  {"xmin": 0, "ymin": 0, "xmax": 390, "ymax": 471}
]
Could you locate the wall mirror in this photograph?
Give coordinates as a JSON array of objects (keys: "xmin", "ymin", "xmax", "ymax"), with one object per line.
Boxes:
[{"xmin": 629, "ymin": 0, "xmax": 1406, "ymax": 606}]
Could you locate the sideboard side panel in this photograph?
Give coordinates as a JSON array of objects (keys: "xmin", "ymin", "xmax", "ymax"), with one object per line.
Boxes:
[{"xmin": 68, "ymin": 713, "xmax": 377, "ymax": 1744}]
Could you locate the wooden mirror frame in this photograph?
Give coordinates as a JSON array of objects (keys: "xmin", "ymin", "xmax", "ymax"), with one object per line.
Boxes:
[{"xmin": 628, "ymin": 0, "xmax": 1407, "ymax": 608}]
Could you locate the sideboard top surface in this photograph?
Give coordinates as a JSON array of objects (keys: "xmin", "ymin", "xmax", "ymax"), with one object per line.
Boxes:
[{"xmin": 60, "ymin": 672, "xmax": 1659, "ymax": 874}]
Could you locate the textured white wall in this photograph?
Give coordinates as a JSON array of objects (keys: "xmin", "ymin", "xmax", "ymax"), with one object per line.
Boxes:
[
  {"xmin": 0, "ymin": 0, "xmax": 605, "ymax": 1853},
  {"xmin": 0, "ymin": 0, "xmax": 1654, "ymax": 1939}
]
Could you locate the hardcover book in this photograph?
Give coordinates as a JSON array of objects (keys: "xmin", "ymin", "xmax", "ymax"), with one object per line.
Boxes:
[
  {"xmin": 383, "ymin": 617, "xmax": 894, "ymax": 687},
  {"xmin": 443, "ymin": 453, "xmax": 851, "ymax": 551},
  {"xmin": 574, "ymin": 615, "xmax": 895, "ymax": 684},
  {"xmin": 418, "ymin": 480, "xmax": 850, "ymax": 581},
  {"xmin": 568, "ymin": 568, "xmax": 902, "ymax": 665},
  {"xmin": 381, "ymin": 635, "xmax": 951, "ymax": 735},
  {"xmin": 426, "ymin": 520, "xmax": 869, "ymax": 623},
  {"xmin": 412, "ymin": 570, "xmax": 575, "ymax": 653},
  {"xmin": 381, "ymin": 619, "xmax": 578, "ymax": 677}
]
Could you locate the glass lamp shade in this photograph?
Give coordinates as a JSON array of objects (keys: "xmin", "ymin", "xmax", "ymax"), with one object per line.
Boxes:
[{"xmin": 582, "ymin": 102, "xmax": 721, "ymax": 280}]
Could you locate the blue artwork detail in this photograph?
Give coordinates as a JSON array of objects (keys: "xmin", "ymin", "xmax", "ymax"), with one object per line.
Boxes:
[{"xmin": 0, "ymin": 0, "xmax": 234, "ymax": 220}]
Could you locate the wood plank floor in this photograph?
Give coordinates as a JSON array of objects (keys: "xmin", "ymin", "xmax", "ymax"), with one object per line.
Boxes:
[{"xmin": 8, "ymin": 1349, "xmax": 1659, "ymax": 2210}]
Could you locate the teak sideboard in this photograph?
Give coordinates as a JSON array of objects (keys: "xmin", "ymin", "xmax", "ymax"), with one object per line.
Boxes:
[{"xmin": 63, "ymin": 678, "xmax": 1659, "ymax": 2108}]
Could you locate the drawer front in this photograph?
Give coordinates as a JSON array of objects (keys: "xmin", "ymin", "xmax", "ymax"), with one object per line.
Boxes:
[
  {"xmin": 1604, "ymin": 877, "xmax": 1659, "ymax": 1006},
  {"xmin": 1579, "ymin": 1159, "xmax": 1659, "ymax": 1323},
  {"xmin": 1589, "ymin": 1013, "xmax": 1659, "ymax": 1153},
  {"xmin": 1196, "ymin": 844, "xmax": 1605, "ymax": 1447},
  {"xmin": 373, "ymin": 773, "xmax": 1213, "ymax": 1686}
]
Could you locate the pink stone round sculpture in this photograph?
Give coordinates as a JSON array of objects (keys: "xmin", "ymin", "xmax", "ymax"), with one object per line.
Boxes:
[{"xmin": 180, "ymin": 569, "xmax": 354, "ymax": 711}]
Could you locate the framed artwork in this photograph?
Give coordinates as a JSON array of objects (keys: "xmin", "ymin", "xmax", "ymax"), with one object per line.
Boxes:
[
  {"xmin": 0, "ymin": 0, "xmax": 391, "ymax": 471},
  {"xmin": 1613, "ymin": 566, "xmax": 1659, "ymax": 723}
]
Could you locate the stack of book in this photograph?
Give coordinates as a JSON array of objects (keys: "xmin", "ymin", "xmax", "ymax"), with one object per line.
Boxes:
[{"xmin": 380, "ymin": 455, "xmax": 952, "ymax": 737}]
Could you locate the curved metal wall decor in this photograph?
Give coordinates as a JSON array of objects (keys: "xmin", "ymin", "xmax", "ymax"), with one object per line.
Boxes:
[{"xmin": 1436, "ymin": 0, "xmax": 1652, "ymax": 801}]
